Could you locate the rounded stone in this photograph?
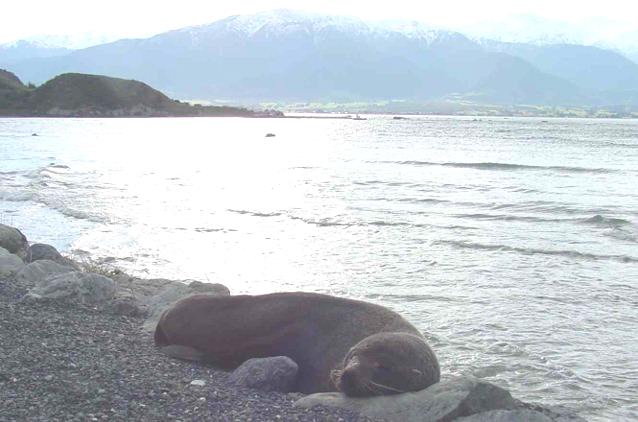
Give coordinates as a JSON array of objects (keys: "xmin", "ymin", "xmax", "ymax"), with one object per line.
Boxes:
[
  {"xmin": 0, "ymin": 224, "xmax": 30, "ymax": 262},
  {"xmin": 230, "ymin": 356, "xmax": 299, "ymax": 393}
]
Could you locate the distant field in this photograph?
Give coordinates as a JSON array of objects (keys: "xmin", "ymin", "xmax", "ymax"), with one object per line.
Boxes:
[{"xmin": 261, "ymin": 100, "xmax": 638, "ymax": 118}]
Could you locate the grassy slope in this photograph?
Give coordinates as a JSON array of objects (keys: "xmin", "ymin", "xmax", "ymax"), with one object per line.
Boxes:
[
  {"xmin": 0, "ymin": 70, "xmax": 255, "ymax": 117},
  {"xmin": 30, "ymin": 73, "xmax": 177, "ymax": 111},
  {"xmin": 0, "ymin": 70, "xmax": 30, "ymax": 112}
]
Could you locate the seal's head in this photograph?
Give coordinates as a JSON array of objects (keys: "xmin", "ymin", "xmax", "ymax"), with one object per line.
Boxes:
[{"xmin": 330, "ymin": 332, "xmax": 440, "ymax": 397}]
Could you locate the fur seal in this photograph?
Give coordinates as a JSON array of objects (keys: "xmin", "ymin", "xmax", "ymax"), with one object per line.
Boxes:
[{"xmin": 155, "ymin": 292, "xmax": 440, "ymax": 395}]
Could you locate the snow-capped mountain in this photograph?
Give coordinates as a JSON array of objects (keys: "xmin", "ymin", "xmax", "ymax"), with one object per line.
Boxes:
[
  {"xmin": 166, "ymin": 10, "xmax": 452, "ymax": 47},
  {"xmin": 374, "ymin": 20, "xmax": 444, "ymax": 43},
  {"xmin": 215, "ymin": 10, "xmax": 370, "ymax": 37},
  {"xmin": 0, "ymin": 33, "xmax": 119, "ymax": 68},
  {"xmin": 463, "ymin": 14, "xmax": 638, "ymax": 66},
  {"xmin": 596, "ymin": 30, "xmax": 638, "ymax": 64},
  {"xmin": 478, "ymin": 38, "xmax": 638, "ymax": 95},
  {"xmin": 4, "ymin": 10, "xmax": 638, "ymax": 106},
  {"xmin": 0, "ymin": 40, "xmax": 71, "ymax": 66},
  {"xmin": 23, "ymin": 34, "xmax": 117, "ymax": 50}
]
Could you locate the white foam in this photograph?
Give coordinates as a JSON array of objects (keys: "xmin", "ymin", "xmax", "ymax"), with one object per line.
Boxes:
[{"xmin": 0, "ymin": 191, "xmax": 34, "ymax": 202}]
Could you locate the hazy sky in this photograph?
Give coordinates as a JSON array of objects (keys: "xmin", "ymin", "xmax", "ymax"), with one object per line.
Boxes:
[{"xmin": 2, "ymin": 0, "xmax": 638, "ymax": 45}]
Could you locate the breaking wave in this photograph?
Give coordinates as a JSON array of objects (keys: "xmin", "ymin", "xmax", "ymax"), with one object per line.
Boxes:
[
  {"xmin": 0, "ymin": 191, "xmax": 35, "ymax": 202},
  {"xmin": 454, "ymin": 213, "xmax": 571, "ymax": 223},
  {"xmin": 228, "ymin": 209, "xmax": 283, "ymax": 218},
  {"xmin": 581, "ymin": 215, "xmax": 631, "ymax": 228},
  {"xmin": 434, "ymin": 240, "xmax": 638, "ymax": 264},
  {"xmin": 385, "ymin": 161, "xmax": 615, "ymax": 174}
]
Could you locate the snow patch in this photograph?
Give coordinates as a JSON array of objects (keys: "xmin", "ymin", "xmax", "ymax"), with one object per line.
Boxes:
[{"xmin": 174, "ymin": 9, "xmax": 452, "ymax": 46}]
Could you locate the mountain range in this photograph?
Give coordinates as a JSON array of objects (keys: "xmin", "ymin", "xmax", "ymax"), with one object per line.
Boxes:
[{"xmin": 2, "ymin": 10, "xmax": 638, "ymax": 108}]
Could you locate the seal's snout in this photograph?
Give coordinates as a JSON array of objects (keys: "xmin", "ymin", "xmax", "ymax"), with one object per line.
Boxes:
[
  {"xmin": 332, "ymin": 355, "xmax": 375, "ymax": 397},
  {"xmin": 336, "ymin": 367, "xmax": 367, "ymax": 396},
  {"xmin": 340, "ymin": 367, "xmax": 359, "ymax": 390}
]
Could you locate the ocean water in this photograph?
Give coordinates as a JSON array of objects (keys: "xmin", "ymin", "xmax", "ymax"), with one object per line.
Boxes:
[{"xmin": 1, "ymin": 116, "xmax": 637, "ymax": 421}]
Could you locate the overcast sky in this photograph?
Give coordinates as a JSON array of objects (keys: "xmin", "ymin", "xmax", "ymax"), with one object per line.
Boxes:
[{"xmin": 2, "ymin": 0, "xmax": 638, "ymax": 45}]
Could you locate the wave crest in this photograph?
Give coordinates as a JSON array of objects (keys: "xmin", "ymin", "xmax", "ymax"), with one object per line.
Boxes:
[
  {"xmin": 582, "ymin": 215, "xmax": 631, "ymax": 227},
  {"xmin": 387, "ymin": 161, "xmax": 615, "ymax": 174},
  {"xmin": 434, "ymin": 240, "xmax": 638, "ymax": 263}
]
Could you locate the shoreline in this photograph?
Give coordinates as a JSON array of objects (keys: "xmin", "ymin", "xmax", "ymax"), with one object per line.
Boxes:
[
  {"xmin": 0, "ymin": 225, "xmax": 587, "ymax": 421},
  {"xmin": 0, "ymin": 261, "xmax": 376, "ymax": 421},
  {"xmin": 2, "ymin": 112, "xmax": 637, "ymax": 121}
]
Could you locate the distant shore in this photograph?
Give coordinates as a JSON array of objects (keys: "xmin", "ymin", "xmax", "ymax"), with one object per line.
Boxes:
[{"xmin": 276, "ymin": 107, "xmax": 638, "ymax": 119}]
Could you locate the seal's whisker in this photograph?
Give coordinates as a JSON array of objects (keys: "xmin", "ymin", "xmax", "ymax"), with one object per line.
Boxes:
[
  {"xmin": 368, "ymin": 380, "xmax": 406, "ymax": 394},
  {"xmin": 362, "ymin": 380, "xmax": 387, "ymax": 396},
  {"xmin": 364, "ymin": 381, "xmax": 381, "ymax": 395}
]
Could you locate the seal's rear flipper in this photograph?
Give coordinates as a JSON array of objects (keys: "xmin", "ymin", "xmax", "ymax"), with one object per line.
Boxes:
[{"xmin": 160, "ymin": 345, "xmax": 206, "ymax": 362}]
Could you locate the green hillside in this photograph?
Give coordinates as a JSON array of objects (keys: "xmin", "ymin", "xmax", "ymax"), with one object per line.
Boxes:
[
  {"xmin": 31, "ymin": 73, "xmax": 180, "ymax": 113},
  {"xmin": 0, "ymin": 69, "xmax": 26, "ymax": 90},
  {"xmin": 0, "ymin": 70, "xmax": 266, "ymax": 117},
  {"xmin": 0, "ymin": 69, "xmax": 30, "ymax": 112}
]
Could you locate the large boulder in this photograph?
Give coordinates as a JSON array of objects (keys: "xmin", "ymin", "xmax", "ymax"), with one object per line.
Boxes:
[
  {"xmin": 0, "ymin": 246, "xmax": 25, "ymax": 278},
  {"xmin": 15, "ymin": 260, "xmax": 75, "ymax": 286},
  {"xmin": 24, "ymin": 271, "xmax": 116, "ymax": 305},
  {"xmin": 110, "ymin": 275, "xmax": 178, "ymax": 302},
  {"xmin": 295, "ymin": 376, "xmax": 517, "ymax": 422},
  {"xmin": 141, "ymin": 280, "xmax": 230, "ymax": 332},
  {"xmin": 28, "ymin": 243, "xmax": 79, "ymax": 269},
  {"xmin": 0, "ymin": 224, "xmax": 30, "ymax": 262},
  {"xmin": 455, "ymin": 409, "xmax": 553, "ymax": 422},
  {"xmin": 515, "ymin": 403, "xmax": 588, "ymax": 422},
  {"xmin": 229, "ymin": 356, "xmax": 299, "ymax": 393}
]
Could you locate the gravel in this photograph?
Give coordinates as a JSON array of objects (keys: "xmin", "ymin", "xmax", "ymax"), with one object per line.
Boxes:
[{"xmin": 0, "ymin": 275, "xmax": 379, "ymax": 422}]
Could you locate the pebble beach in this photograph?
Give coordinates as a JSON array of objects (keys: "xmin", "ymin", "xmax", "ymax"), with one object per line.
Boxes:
[{"xmin": 0, "ymin": 273, "xmax": 376, "ymax": 422}]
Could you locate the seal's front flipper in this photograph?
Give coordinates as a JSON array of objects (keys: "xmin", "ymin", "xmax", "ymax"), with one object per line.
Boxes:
[{"xmin": 160, "ymin": 345, "xmax": 206, "ymax": 362}]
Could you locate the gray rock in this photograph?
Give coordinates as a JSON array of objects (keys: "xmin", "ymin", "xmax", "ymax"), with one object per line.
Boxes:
[
  {"xmin": 28, "ymin": 243, "xmax": 79, "ymax": 269},
  {"xmin": 25, "ymin": 271, "xmax": 116, "ymax": 305},
  {"xmin": 141, "ymin": 280, "xmax": 230, "ymax": 332},
  {"xmin": 109, "ymin": 276, "xmax": 220, "ymax": 320},
  {"xmin": 28, "ymin": 243, "xmax": 63, "ymax": 262},
  {"xmin": 0, "ymin": 247, "xmax": 25, "ymax": 278},
  {"xmin": 295, "ymin": 376, "xmax": 516, "ymax": 422},
  {"xmin": 455, "ymin": 409, "xmax": 553, "ymax": 422},
  {"xmin": 15, "ymin": 260, "xmax": 75, "ymax": 286},
  {"xmin": 516, "ymin": 403, "xmax": 588, "ymax": 422},
  {"xmin": 0, "ymin": 224, "xmax": 30, "ymax": 262},
  {"xmin": 230, "ymin": 356, "xmax": 298, "ymax": 393},
  {"xmin": 109, "ymin": 296, "xmax": 147, "ymax": 317},
  {"xmin": 111, "ymin": 276, "xmax": 189, "ymax": 304}
]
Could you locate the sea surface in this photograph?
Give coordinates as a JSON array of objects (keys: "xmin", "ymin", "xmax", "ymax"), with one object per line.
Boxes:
[{"xmin": 1, "ymin": 116, "xmax": 637, "ymax": 421}]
